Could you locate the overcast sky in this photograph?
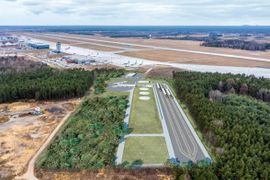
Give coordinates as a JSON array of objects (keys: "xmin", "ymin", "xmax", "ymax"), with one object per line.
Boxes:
[{"xmin": 0, "ymin": 0, "xmax": 269, "ymax": 25}]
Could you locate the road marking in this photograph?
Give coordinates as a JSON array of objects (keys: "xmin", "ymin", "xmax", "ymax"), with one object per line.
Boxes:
[
  {"xmin": 164, "ymin": 96, "xmax": 195, "ymax": 160},
  {"xmin": 167, "ymin": 83, "xmax": 211, "ymax": 160},
  {"xmin": 167, "ymin": 97, "xmax": 198, "ymax": 159},
  {"xmin": 157, "ymin": 88, "xmax": 192, "ymax": 160}
]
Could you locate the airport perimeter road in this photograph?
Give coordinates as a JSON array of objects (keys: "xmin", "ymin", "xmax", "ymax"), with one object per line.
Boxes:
[{"xmin": 155, "ymin": 85, "xmax": 208, "ymax": 162}]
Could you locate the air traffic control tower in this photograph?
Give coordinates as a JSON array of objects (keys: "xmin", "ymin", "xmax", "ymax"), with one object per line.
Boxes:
[{"xmin": 56, "ymin": 42, "xmax": 61, "ymax": 53}]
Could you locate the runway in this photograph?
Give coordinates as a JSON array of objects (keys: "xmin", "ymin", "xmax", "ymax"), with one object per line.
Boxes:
[
  {"xmin": 155, "ymin": 84, "xmax": 208, "ymax": 162},
  {"xmin": 23, "ymin": 35, "xmax": 270, "ymax": 78},
  {"xmin": 43, "ymin": 33, "xmax": 270, "ymax": 63}
]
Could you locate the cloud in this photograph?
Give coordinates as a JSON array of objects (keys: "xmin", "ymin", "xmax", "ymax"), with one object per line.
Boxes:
[{"xmin": 0, "ymin": 0, "xmax": 270, "ymax": 25}]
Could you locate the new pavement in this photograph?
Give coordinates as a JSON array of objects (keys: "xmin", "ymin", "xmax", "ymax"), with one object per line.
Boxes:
[{"xmin": 155, "ymin": 84, "xmax": 206, "ymax": 162}]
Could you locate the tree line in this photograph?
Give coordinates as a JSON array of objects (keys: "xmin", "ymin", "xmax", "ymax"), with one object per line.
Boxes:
[
  {"xmin": 201, "ymin": 39, "xmax": 270, "ymax": 51},
  {"xmin": 0, "ymin": 66, "xmax": 125, "ymax": 103},
  {"xmin": 172, "ymin": 71, "xmax": 270, "ymax": 179},
  {"xmin": 0, "ymin": 67, "xmax": 94, "ymax": 102}
]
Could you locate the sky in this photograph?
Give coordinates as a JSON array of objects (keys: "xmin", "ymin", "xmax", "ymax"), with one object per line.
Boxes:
[{"xmin": 0, "ymin": 0, "xmax": 270, "ymax": 25}]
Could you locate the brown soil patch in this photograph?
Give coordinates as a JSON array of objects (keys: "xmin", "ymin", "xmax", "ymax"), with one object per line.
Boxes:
[
  {"xmin": 119, "ymin": 50, "xmax": 270, "ymax": 68},
  {"xmin": 8, "ymin": 102, "xmax": 34, "ymax": 112},
  {"xmin": 0, "ymin": 116, "xmax": 9, "ymax": 124},
  {"xmin": 0, "ymin": 99, "xmax": 80, "ymax": 179},
  {"xmin": 146, "ymin": 65, "xmax": 184, "ymax": 78},
  {"xmin": 35, "ymin": 168, "xmax": 173, "ymax": 180}
]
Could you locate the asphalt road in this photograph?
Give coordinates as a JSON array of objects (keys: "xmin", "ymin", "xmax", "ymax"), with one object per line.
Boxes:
[{"xmin": 155, "ymin": 84, "xmax": 206, "ymax": 162}]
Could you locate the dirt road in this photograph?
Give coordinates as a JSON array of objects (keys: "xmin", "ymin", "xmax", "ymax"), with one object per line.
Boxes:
[{"xmin": 17, "ymin": 110, "xmax": 75, "ymax": 180}]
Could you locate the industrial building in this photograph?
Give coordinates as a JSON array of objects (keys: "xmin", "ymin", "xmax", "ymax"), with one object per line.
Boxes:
[{"xmin": 28, "ymin": 42, "xmax": 50, "ymax": 49}]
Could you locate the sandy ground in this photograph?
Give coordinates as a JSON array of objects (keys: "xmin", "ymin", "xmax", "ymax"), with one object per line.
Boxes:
[
  {"xmin": 119, "ymin": 50, "xmax": 270, "ymax": 68},
  {"xmin": 52, "ymin": 33, "xmax": 270, "ymax": 59},
  {"xmin": 0, "ymin": 100, "xmax": 80, "ymax": 180}
]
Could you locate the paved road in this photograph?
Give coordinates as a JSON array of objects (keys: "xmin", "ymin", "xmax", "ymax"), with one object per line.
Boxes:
[
  {"xmin": 155, "ymin": 84, "xmax": 206, "ymax": 162},
  {"xmin": 44, "ymin": 33, "xmax": 270, "ymax": 63}
]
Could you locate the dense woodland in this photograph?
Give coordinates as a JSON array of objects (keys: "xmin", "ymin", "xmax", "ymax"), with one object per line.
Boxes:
[
  {"xmin": 172, "ymin": 71, "xmax": 270, "ymax": 179},
  {"xmin": 39, "ymin": 96, "xmax": 128, "ymax": 169},
  {"xmin": 202, "ymin": 39, "xmax": 270, "ymax": 51},
  {"xmin": 0, "ymin": 67, "xmax": 94, "ymax": 102},
  {"xmin": 0, "ymin": 64, "xmax": 124, "ymax": 103}
]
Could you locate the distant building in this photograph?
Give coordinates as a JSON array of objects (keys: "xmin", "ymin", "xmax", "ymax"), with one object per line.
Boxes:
[
  {"xmin": 0, "ymin": 36, "xmax": 18, "ymax": 43},
  {"xmin": 28, "ymin": 42, "xmax": 50, "ymax": 49}
]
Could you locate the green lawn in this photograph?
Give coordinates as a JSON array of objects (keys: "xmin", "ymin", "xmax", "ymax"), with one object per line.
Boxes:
[
  {"xmin": 122, "ymin": 137, "xmax": 169, "ymax": 165},
  {"xmin": 129, "ymin": 86, "xmax": 162, "ymax": 134},
  {"xmin": 96, "ymin": 89, "xmax": 130, "ymax": 98}
]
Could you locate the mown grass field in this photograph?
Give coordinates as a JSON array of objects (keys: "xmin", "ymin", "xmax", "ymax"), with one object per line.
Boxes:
[
  {"xmin": 122, "ymin": 137, "xmax": 168, "ymax": 165},
  {"xmin": 128, "ymin": 86, "xmax": 162, "ymax": 134}
]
